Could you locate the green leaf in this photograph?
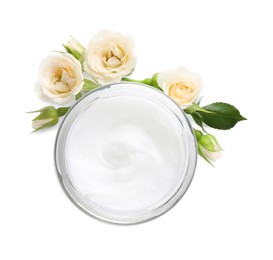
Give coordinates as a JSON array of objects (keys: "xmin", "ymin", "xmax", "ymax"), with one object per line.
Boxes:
[
  {"xmin": 56, "ymin": 107, "xmax": 70, "ymax": 117},
  {"xmin": 203, "ymin": 102, "xmax": 246, "ymax": 120},
  {"xmin": 197, "ymin": 102, "xmax": 246, "ymax": 130},
  {"xmin": 74, "ymin": 79, "xmax": 100, "ymax": 100},
  {"xmin": 82, "ymin": 78, "xmax": 99, "ymax": 92},
  {"xmin": 75, "ymin": 92, "xmax": 83, "ymax": 100}
]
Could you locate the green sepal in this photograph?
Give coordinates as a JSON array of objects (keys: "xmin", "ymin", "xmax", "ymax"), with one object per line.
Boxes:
[
  {"xmin": 151, "ymin": 73, "xmax": 163, "ymax": 91},
  {"xmin": 193, "ymin": 129, "xmax": 203, "ymax": 141},
  {"xmin": 63, "ymin": 37, "xmax": 85, "ymax": 65},
  {"xmin": 63, "ymin": 44, "xmax": 84, "ymax": 65},
  {"xmin": 197, "ymin": 143, "xmax": 214, "ymax": 166}
]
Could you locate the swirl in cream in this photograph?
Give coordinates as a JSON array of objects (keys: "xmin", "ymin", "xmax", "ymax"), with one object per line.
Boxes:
[{"xmin": 65, "ymin": 94, "xmax": 186, "ymax": 212}]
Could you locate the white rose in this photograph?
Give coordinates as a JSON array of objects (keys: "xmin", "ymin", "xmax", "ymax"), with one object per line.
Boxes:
[
  {"xmin": 157, "ymin": 66, "xmax": 202, "ymax": 107},
  {"xmin": 35, "ymin": 53, "xmax": 83, "ymax": 105},
  {"xmin": 83, "ymin": 30, "xmax": 136, "ymax": 84}
]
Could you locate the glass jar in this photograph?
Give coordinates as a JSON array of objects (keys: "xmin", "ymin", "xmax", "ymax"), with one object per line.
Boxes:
[{"xmin": 54, "ymin": 82, "xmax": 197, "ymax": 224}]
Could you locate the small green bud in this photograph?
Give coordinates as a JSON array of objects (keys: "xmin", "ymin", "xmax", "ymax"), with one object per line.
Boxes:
[
  {"xmin": 28, "ymin": 106, "xmax": 59, "ymax": 132},
  {"xmin": 197, "ymin": 133, "xmax": 222, "ymax": 164},
  {"xmin": 199, "ymin": 134, "xmax": 222, "ymax": 152},
  {"xmin": 63, "ymin": 36, "xmax": 85, "ymax": 64}
]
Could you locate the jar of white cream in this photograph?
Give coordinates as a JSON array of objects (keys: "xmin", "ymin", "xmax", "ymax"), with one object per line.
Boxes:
[{"xmin": 54, "ymin": 82, "xmax": 197, "ymax": 224}]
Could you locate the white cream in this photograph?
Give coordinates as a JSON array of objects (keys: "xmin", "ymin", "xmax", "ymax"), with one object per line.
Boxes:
[{"xmin": 65, "ymin": 95, "xmax": 186, "ymax": 212}]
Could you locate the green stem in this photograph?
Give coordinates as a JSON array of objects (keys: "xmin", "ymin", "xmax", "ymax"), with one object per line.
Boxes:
[
  {"xmin": 122, "ymin": 77, "xmax": 153, "ymax": 85},
  {"xmin": 184, "ymin": 103, "xmax": 211, "ymax": 114},
  {"xmin": 122, "ymin": 76, "xmax": 163, "ymax": 91}
]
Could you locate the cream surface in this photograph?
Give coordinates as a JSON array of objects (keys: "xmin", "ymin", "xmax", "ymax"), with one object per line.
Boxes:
[{"xmin": 66, "ymin": 95, "xmax": 186, "ymax": 212}]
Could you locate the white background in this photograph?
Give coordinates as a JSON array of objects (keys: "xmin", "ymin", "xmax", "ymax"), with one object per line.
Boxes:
[{"xmin": 1, "ymin": 0, "xmax": 272, "ymax": 259}]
